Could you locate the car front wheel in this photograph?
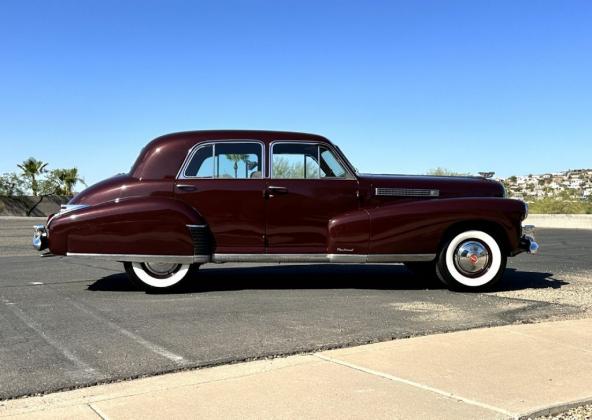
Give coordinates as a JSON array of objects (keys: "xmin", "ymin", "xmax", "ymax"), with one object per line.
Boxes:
[
  {"xmin": 124, "ymin": 262, "xmax": 197, "ymax": 291},
  {"xmin": 436, "ymin": 230, "xmax": 506, "ymax": 291}
]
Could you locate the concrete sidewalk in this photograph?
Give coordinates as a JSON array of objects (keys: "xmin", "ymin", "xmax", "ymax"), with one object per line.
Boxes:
[{"xmin": 2, "ymin": 319, "xmax": 592, "ymax": 420}]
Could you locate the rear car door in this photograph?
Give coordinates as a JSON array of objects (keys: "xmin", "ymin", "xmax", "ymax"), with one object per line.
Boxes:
[{"xmin": 175, "ymin": 140, "xmax": 266, "ymax": 253}]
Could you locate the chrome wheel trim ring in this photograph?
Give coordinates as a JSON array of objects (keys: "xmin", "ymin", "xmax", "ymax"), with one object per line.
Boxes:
[
  {"xmin": 444, "ymin": 230, "xmax": 502, "ymax": 287},
  {"xmin": 453, "ymin": 240, "xmax": 491, "ymax": 277},
  {"xmin": 142, "ymin": 262, "xmax": 181, "ymax": 278},
  {"xmin": 131, "ymin": 262, "xmax": 191, "ymax": 288}
]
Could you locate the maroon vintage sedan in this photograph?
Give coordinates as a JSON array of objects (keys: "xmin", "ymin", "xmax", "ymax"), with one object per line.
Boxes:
[{"xmin": 33, "ymin": 130, "xmax": 538, "ymax": 291}]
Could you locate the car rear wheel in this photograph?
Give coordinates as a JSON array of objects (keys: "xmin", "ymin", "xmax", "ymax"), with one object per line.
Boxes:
[
  {"xmin": 124, "ymin": 262, "xmax": 198, "ymax": 291},
  {"xmin": 436, "ymin": 230, "xmax": 506, "ymax": 291}
]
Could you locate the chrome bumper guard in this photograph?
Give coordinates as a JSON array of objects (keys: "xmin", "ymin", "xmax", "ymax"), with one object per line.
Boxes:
[
  {"xmin": 32, "ymin": 224, "xmax": 48, "ymax": 251},
  {"xmin": 519, "ymin": 224, "xmax": 539, "ymax": 254}
]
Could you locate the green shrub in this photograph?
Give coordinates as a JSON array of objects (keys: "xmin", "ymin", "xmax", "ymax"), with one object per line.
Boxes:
[{"xmin": 528, "ymin": 198, "xmax": 592, "ymax": 214}]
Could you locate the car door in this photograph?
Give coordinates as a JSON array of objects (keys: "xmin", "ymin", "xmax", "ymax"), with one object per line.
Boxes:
[
  {"xmin": 265, "ymin": 141, "xmax": 360, "ymax": 253},
  {"xmin": 175, "ymin": 140, "xmax": 266, "ymax": 254}
]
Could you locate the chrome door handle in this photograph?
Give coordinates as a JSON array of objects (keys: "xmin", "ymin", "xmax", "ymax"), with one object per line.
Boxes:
[
  {"xmin": 268, "ymin": 186, "xmax": 288, "ymax": 193},
  {"xmin": 176, "ymin": 184, "xmax": 197, "ymax": 192},
  {"xmin": 265, "ymin": 186, "xmax": 288, "ymax": 198}
]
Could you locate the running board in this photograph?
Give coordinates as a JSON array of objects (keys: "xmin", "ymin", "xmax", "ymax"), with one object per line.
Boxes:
[{"xmin": 66, "ymin": 253, "xmax": 435, "ymax": 264}]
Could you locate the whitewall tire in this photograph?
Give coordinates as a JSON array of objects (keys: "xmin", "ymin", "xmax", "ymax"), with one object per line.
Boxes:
[
  {"xmin": 124, "ymin": 262, "xmax": 198, "ymax": 291},
  {"xmin": 436, "ymin": 230, "xmax": 506, "ymax": 291}
]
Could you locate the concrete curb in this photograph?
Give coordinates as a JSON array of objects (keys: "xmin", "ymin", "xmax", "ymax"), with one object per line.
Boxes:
[
  {"xmin": 519, "ymin": 396, "xmax": 592, "ymax": 419},
  {"xmin": 525, "ymin": 214, "xmax": 592, "ymax": 230}
]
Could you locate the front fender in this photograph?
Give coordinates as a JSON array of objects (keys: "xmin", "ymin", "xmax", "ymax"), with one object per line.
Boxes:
[
  {"xmin": 368, "ymin": 197, "xmax": 525, "ymax": 254},
  {"xmin": 48, "ymin": 196, "xmax": 206, "ymax": 256}
]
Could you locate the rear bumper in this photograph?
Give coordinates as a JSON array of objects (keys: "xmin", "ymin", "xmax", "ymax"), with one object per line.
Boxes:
[
  {"xmin": 32, "ymin": 224, "xmax": 48, "ymax": 251},
  {"xmin": 516, "ymin": 224, "xmax": 539, "ymax": 255}
]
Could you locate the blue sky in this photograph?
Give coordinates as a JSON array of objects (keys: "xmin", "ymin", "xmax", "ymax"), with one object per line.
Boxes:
[{"xmin": 1, "ymin": 0, "xmax": 591, "ymax": 186}]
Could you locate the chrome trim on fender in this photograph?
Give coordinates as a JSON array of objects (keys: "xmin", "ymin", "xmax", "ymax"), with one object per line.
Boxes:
[
  {"xmin": 66, "ymin": 253, "xmax": 211, "ymax": 264},
  {"xmin": 375, "ymin": 188, "xmax": 439, "ymax": 198},
  {"xmin": 48, "ymin": 204, "xmax": 91, "ymax": 227},
  {"xmin": 59, "ymin": 204, "xmax": 90, "ymax": 215}
]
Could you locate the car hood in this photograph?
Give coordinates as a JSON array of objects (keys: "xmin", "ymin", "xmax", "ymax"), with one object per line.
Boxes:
[{"xmin": 357, "ymin": 174, "xmax": 505, "ymax": 198}]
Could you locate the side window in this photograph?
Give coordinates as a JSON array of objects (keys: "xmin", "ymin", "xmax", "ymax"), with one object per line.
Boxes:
[
  {"xmin": 184, "ymin": 145, "xmax": 214, "ymax": 177},
  {"xmin": 319, "ymin": 146, "xmax": 347, "ymax": 178},
  {"xmin": 183, "ymin": 143, "xmax": 263, "ymax": 179},
  {"xmin": 271, "ymin": 143, "xmax": 349, "ymax": 179},
  {"xmin": 272, "ymin": 143, "xmax": 320, "ymax": 179},
  {"xmin": 214, "ymin": 143, "xmax": 262, "ymax": 179}
]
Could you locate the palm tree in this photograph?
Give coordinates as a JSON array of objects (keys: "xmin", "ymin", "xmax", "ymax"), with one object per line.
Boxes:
[
  {"xmin": 52, "ymin": 168, "xmax": 86, "ymax": 196},
  {"xmin": 225, "ymin": 154, "xmax": 249, "ymax": 178},
  {"xmin": 17, "ymin": 157, "xmax": 48, "ymax": 196}
]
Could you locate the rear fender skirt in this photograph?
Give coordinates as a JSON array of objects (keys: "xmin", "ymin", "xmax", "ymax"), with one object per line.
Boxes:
[
  {"xmin": 48, "ymin": 196, "xmax": 207, "ymax": 256},
  {"xmin": 367, "ymin": 197, "xmax": 524, "ymax": 255}
]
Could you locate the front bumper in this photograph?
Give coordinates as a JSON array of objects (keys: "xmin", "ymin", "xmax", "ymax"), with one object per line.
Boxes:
[
  {"xmin": 518, "ymin": 224, "xmax": 539, "ymax": 254},
  {"xmin": 32, "ymin": 224, "xmax": 48, "ymax": 251}
]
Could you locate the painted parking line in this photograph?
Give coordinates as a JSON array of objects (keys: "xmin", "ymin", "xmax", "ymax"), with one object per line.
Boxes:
[
  {"xmin": 1, "ymin": 297, "xmax": 102, "ymax": 382},
  {"xmin": 48, "ymin": 288, "xmax": 188, "ymax": 366}
]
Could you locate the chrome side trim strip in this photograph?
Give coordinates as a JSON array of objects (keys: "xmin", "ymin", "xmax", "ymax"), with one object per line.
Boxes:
[
  {"xmin": 211, "ymin": 254, "xmax": 329, "ymax": 263},
  {"xmin": 375, "ymin": 187, "xmax": 439, "ymax": 197},
  {"xmin": 212, "ymin": 253, "xmax": 435, "ymax": 264},
  {"xmin": 366, "ymin": 254, "xmax": 435, "ymax": 263},
  {"xmin": 326, "ymin": 254, "xmax": 367, "ymax": 263},
  {"xmin": 65, "ymin": 253, "xmax": 435, "ymax": 264},
  {"xmin": 66, "ymin": 253, "xmax": 210, "ymax": 264}
]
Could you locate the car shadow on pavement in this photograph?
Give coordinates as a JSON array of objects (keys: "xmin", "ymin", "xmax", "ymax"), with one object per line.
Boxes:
[
  {"xmin": 87, "ymin": 264, "xmax": 566, "ymax": 294},
  {"xmin": 496, "ymin": 268, "xmax": 568, "ymax": 292}
]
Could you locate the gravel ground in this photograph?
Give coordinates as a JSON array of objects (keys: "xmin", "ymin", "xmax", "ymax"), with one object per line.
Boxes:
[
  {"xmin": 490, "ymin": 271, "xmax": 592, "ymax": 317},
  {"xmin": 535, "ymin": 403, "xmax": 592, "ymax": 420}
]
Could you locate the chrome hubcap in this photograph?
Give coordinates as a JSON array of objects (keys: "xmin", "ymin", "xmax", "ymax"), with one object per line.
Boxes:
[
  {"xmin": 143, "ymin": 263, "xmax": 180, "ymax": 277},
  {"xmin": 454, "ymin": 240, "xmax": 490, "ymax": 276}
]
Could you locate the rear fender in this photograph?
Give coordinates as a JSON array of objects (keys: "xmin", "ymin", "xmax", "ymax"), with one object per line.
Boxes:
[
  {"xmin": 48, "ymin": 196, "xmax": 207, "ymax": 256},
  {"xmin": 368, "ymin": 198, "xmax": 524, "ymax": 255},
  {"xmin": 327, "ymin": 209, "xmax": 371, "ymax": 254}
]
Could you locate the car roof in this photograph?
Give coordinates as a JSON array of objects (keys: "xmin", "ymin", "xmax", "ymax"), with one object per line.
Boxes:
[
  {"xmin": 151, "ymin": 129, "xmax": 332, "ymax": 145},
  {"xmin": 130, "ymin": 130, "xmax": 337, "ymax": 180}
]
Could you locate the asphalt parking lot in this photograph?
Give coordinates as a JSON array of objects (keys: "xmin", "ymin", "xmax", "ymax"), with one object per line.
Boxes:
[{"xmin": 1, "ymin": 218, "xmax": 591, "ymax": 400}]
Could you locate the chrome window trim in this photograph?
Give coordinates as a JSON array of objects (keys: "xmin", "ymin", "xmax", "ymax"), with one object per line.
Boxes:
[
  {"xmin": 177, "ymin": 139, "xmax": 266, "ymax": 180},
  {"xmin": 269, "ymin": 140, "xmax": 356, "ymax": 180}
]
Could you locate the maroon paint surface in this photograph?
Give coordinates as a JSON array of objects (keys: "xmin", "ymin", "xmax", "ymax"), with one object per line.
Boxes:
[{"xmin": 50, "ymin": 130, "xmax": 526, "ymax": 258}]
